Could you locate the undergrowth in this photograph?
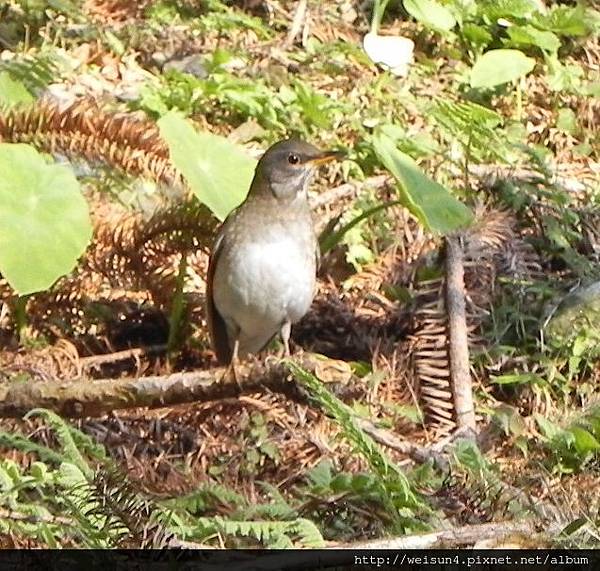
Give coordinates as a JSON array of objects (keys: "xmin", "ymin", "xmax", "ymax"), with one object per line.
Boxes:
[{"xmin": 0, "ymin": 0, "xmax": 598, "ymax": 548}]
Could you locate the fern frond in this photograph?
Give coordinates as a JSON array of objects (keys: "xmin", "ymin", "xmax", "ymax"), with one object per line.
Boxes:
[
  {"xmin": 194, "ymin": 516, "xmax": 325, "ymax": 548},
  {"xmin": 0, "ymin": 98, "xmax": 181, "ymax": 187},
  {"xmin": 287, "ymin": 362, "xmax": 425, "ymax": 531},
  {"xmin": 85, "ymin": 466, "xmax": 176, "ymax": 548},
  {"xmin": 163, "ymin": 482, "xmax": 247, "ymax": 515},
  {"xmin": 431, "ymin": 99, "xmax": 512, "ymax": 162},
  {"xmin": 25, "ymin": 409, "xmax": 93, "ymax": 478},
  {"xmin": 0, "ymin": 431, "xmax": 66, "ymax": 466},
  {"xmin": 0, "ymin": 53, "xmax": 60, "ymax": 92},
  {"xmin": 434, "ymin": 469, "xmax": 530, "ymax": 525},
  {"xmin": 88, "ymin": 199, "xmax": 217, "ymax": 307}
]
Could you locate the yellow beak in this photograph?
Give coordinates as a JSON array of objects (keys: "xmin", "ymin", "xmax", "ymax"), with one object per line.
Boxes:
[{"xmin": 305, "ymin": 150, "xmax": 345, "ymax": 166}]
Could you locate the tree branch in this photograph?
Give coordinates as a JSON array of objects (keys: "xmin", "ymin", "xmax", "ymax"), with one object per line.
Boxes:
[
  {"xmin": 445, "ymin": 235, "xmax": 476, "ymax": 432},
  {"xmin": 0, "ymin": 354, "xmax": 356, "ymax": 419},
  {"xmin": 349, "ymin": 520, "xmax": 542, "ymax": 549}
]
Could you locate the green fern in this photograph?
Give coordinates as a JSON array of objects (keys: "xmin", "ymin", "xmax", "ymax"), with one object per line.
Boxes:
[
  {"xmin": 0, "ymin": 52, "xmax": 61, "ymax": 93},
  {"xmin": 25, "ymin": 409, "xmax": 93, "ymax": 478},
  {"xmin": 430, "ymin": 99, "xmax": 515, "ymax": 163},
  {"xmin": 0, "ymin": 430, "xmax": 66, "ymax": 466},
  {"xmin": 287, "ymin": 362, "xmax": 425, "ymax": 531},
  {"xmin": 162, "ymin": 482, "xmax": 247, "ymax": 514},
  {"xmin": 194, "ymin": 516, "xmax": 325, "ymax": 548}
]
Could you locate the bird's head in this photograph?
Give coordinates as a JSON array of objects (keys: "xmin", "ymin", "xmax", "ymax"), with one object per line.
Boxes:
[{"xmin": 251, "ymin": 139, "xmax": 344, "ymax": 200}]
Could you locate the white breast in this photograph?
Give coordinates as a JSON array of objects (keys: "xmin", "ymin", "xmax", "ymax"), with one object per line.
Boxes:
[{"xmin": 213, "ymin": 232, "xmax": 316, "ymax": 355}]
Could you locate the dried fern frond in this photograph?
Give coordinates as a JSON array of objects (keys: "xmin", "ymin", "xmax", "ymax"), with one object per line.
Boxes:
[
  {"xmin": 0, "ymin": 98, "xmax": 181, "ymax": 189},
  {"xmin": 88, "ymin": 199, "xmax": 217, "ymax": 307},
  {"xmin": 0, "ymin": 198, "xmax": 217, "ymax": 346},
  {"xmin": 83, "ymin": 0, "xmax": 151, "ymax": 24},
  {"xmin": 412, "ymin": 207, "xmax": 541, "ymax": 434}
]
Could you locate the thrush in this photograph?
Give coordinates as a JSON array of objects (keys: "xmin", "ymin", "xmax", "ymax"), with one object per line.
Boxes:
[{"xmin": 206, "ymin": 138, "xmax": 343, "ymax": 366}]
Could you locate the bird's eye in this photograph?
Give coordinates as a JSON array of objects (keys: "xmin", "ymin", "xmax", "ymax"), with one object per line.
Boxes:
[{"xmin": 287, "ymin": 153, "xmax": 300, "ymax": 165}]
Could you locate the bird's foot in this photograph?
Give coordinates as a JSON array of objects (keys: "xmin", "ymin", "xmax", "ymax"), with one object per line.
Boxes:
[
  {"xmin": 277, "ymin": 320, "xmax": 292, "ymax": 360},
  {"xmin": 222, "ymin": 358, "xmax": 243, "ymax": 391}
]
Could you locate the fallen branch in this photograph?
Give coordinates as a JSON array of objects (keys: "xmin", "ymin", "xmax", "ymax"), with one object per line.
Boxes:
[
  {"xmin": 355, "ymin": 417, "xmax": 451, "ymax": 470},
  {"xmin": 183, "ymin": 521, "xmax": 546, "ymax": 565},
  {"xmin": 451, "ymin": 162, "xmax": 598, "ymax": 194},
  {"xmin": 79, "ymin": 345, "xmax": 167, "ymax": 371},
  {"xmin": 349, "ymin": 520, "xmax": 543, "ymax": 549},
  {"xmin": 282, "ymin": 0, "xmax": 308, "ymax": 48},
  {"xmin": 0, "ymin": 354, "xmax": 356, "ymax": 419},
  {"xmin": 445, "ymin": 235, "xmax": 476, "ymax": 432}
]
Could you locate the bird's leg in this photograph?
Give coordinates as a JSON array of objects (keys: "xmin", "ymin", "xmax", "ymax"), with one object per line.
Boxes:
[
  {"xmin": 279, "ymin": 320, "xmax": 292, "ymax": 358},
  {"xmin": 230, "ymin": 337, "xmax": 241, "ymax": 385},
  {"xmin": 221, "ymin": 335, "xmax": 242, "ymax": 389}
]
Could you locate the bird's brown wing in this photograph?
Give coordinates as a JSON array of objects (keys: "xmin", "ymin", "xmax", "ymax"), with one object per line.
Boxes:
[{"xmin": 206, "ymin": 227, "xmax": 233, "ymax": 365}]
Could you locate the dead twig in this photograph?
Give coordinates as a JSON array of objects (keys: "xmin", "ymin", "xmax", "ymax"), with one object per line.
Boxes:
[
  {"xmin": 348, "ymin": 520, "xmax": 544, "ymax": 549},
  {"xmin": 310, "ymin": 175, "xmax": 390, "ymax": 209},
  {"xmin": 79, "ymin": 345, "xmax": 167, "ymax": 371},
  {"xmin": 445, "ymin": 235, "xmax": 476, "ymax": 432},
  {"xmin": 355, "ymin": 417, "xmax": 451, "ymax": 469},
  {"xmin": 283, "ymin": 0, "xmax": 308, "ymax": 48}
]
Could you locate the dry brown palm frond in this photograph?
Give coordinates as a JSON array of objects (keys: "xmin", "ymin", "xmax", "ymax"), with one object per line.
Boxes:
[
  {"xmin": 0, "ymin": 338, "xmax": 82, "ymax": 381},
  {"xmin": 411, "ymin": 206, "xmax": 542, "ymax": 435},
  {"xmin": 83, "ymin": 0, "xmax": 151, "ymax": 24},
  {"xmin": 0, "ymin": 98, "xmax": 181, "ymax": 190},
  {"xmin": 87, "ymin": 199, "xmax": 217, "ymax": 308}
]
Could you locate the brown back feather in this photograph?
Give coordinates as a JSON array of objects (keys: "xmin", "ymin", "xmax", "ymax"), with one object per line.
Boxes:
[{"xmin": 206, "ymin": 231, "xmax": 233, "ymax": 365}]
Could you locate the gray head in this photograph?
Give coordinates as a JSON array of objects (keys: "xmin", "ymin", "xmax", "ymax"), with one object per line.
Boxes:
[{"xmin": 250, "ymin": 139, "xmax": 343, "ymax": 200}]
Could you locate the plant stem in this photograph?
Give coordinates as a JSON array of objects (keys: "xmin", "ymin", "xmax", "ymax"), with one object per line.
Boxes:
[
  {"xmin": 167, "ymin": 253, "xmax": 188, "ymax": 357},
  {"xmin": 515, "ymin": 79, "xmax": 523, "ymax": 122},
  {"xmin": 319, "ymin": 199, "xmax": 402, "ymax": 255},
  {"xmin": 370, "ymin": 0, "xmax": 391, "ymax": 34},
  {"xmin": 12, "ymin": 295, "xmax": 28, "ymax": 342}
]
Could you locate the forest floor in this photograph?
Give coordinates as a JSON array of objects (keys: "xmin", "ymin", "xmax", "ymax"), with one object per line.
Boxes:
[{"xmin": 0, "ymin": 0, "xmax": 598, "ymax": 549}]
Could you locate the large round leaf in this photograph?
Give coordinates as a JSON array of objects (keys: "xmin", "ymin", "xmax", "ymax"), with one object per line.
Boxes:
[
  {"xmin": 158, "ymin": 112, "xmax": 257, "ymax": 221},
  {"xmin": 470, "ymin": 49, "xmax": 536, "ymax": 89},
  {"xmin": 404, "ymin": 0, "xmax": 456, "ymax": 32},
  {"xmin": 0, "ymin": 144, "xmax": 92, "ymax": 295}
]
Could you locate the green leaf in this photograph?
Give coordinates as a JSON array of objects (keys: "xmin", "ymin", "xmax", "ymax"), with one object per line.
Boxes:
[
  {"xmin": 506, "ymin": 25, "xmax": 561, "ymax": 53},
  {"xmin": 535, "ymin": 414, "xmax": 561, "ymax": 440},
  {"xmin": 0, "ymin": 72, "xmax": 34, "ymax": 107},
  {"xmin": 477, "ymin": 0, "xmax": 540, "ymax": 21},
  {"xmin": 491, "ymin": 372, "xmax": 543, "ymax": 385},
  {"xmin": 556, "ymin": 108, "xmax": 577, "ymax": 135},
  {"xmin": 470, "ymin": 49, "xmax": 536, "ymax": 88},
  {"xmin": 404, "ymin": 0, "xmax": 456, "ymax": 31},
  {"xmin": 545, "ymin": 56, "xmax": 584, "ymax": 93},
  {"xmin": 461, "ymin": 23, "xmax": 493, "ymax": 49},
  {"xmin": 372, "ymin": 134, "xmax": 473, "ymax": 235},
  {"xmin": 158, "ymin": 111, "xmax": 256, "ymax": 221},
  {"xmin": 534, "ymin": 5, "xmax": 591, "ymax": 37},
  {"xmin": 570, "ymin": 426, "xmax": 600, "ymax": 456},
  {"xmin": 0, "ymin": 144, "xmax": 92, "ymax": 295},
  {"xmin": 307, "ymin": 460, "xmax": 332, "ymax": 488}
]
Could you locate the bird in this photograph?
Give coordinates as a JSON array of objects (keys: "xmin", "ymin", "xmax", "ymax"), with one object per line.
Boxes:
[{"xmin": 206, "ymin": 138, "xmax": 343, "ymax": 368}]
